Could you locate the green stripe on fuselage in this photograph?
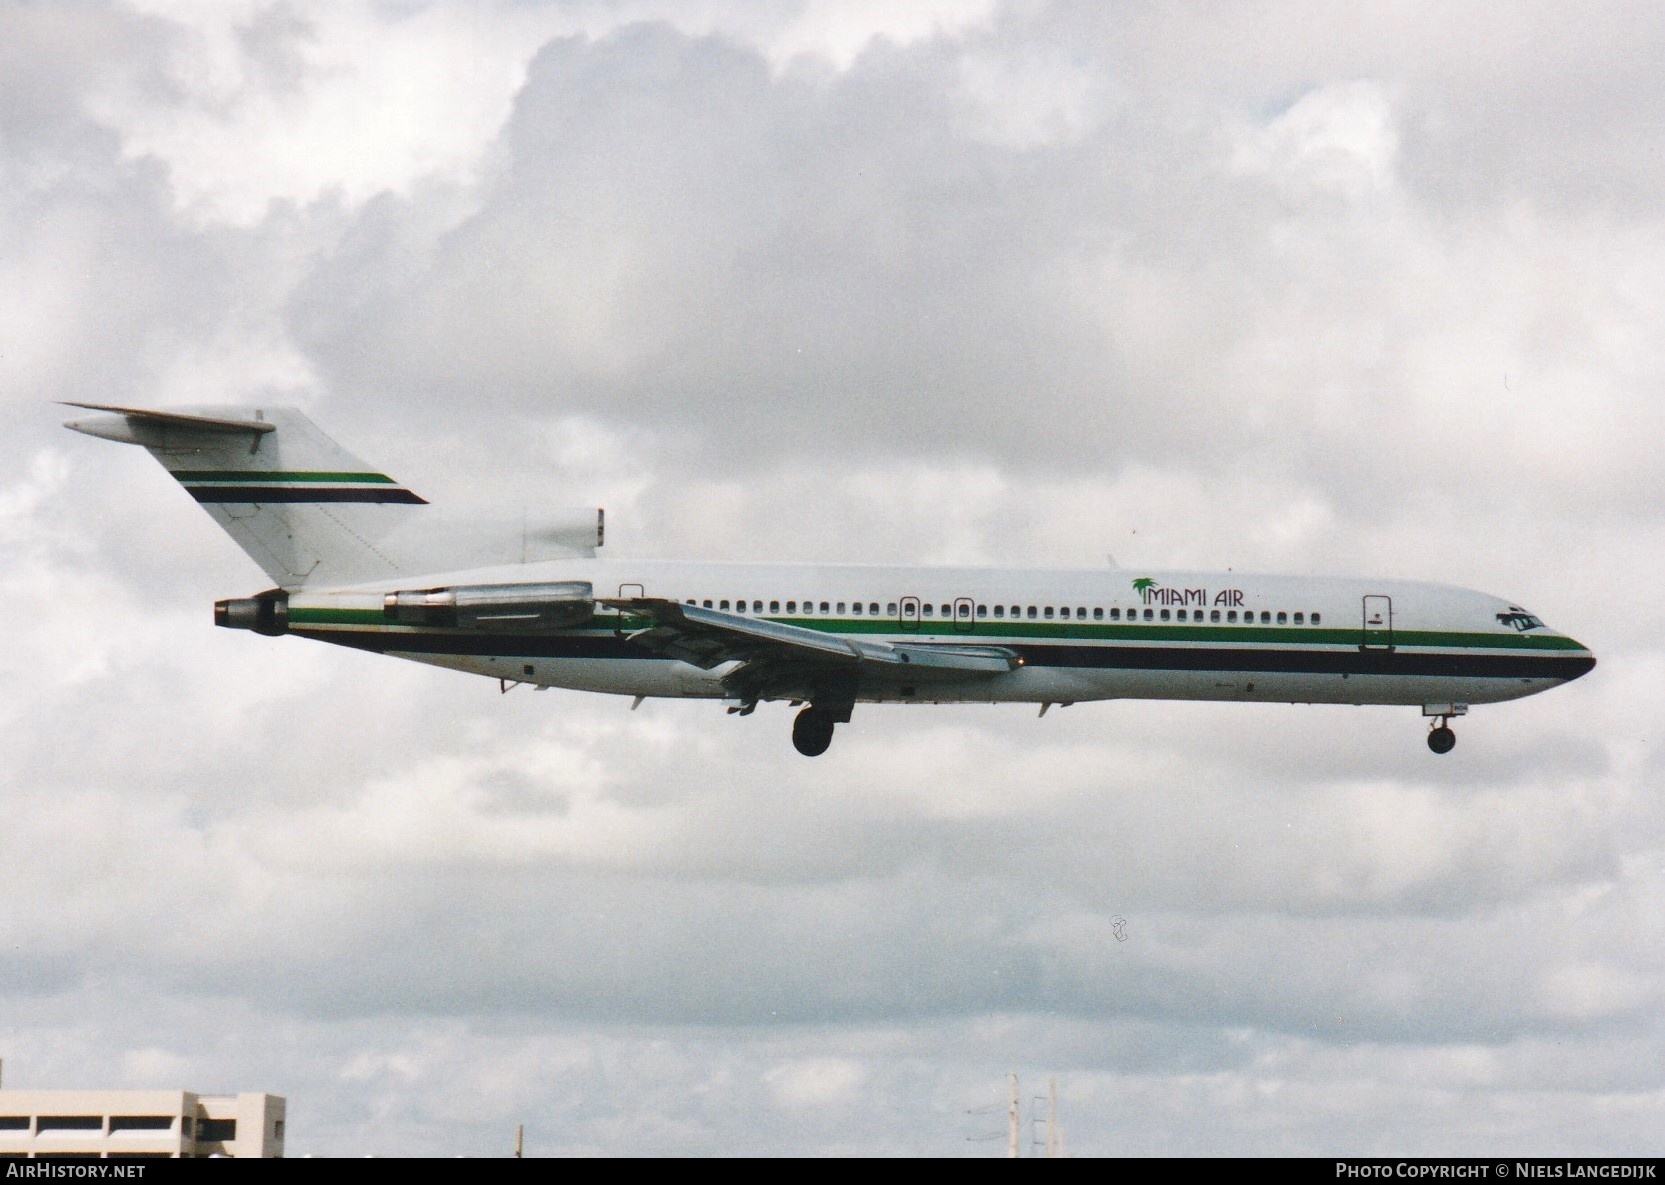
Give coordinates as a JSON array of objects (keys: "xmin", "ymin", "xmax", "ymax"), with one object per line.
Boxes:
[{"xmin": 288, "ymin": 607, "xmax": 386, "ymax": 625}]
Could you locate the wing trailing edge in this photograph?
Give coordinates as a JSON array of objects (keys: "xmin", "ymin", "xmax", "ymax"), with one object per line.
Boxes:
[{"xmin": 606, "ymin": 597, "xmax": 1019, "ymax": 705}]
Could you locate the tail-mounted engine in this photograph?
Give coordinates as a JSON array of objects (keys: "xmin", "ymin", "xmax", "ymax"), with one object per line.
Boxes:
[
  {"xmin": 215, "ymin": 589, "xmax": 290, "ymax": 636},
  {"xmin": 383, "ymin": 582, "xmax": 596, "ymax": 631}
]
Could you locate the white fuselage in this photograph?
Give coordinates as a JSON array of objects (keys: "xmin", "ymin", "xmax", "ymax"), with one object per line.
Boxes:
[{"xmin": 282, "ymin": 559, "xmax": 1595, "ymax": 712}]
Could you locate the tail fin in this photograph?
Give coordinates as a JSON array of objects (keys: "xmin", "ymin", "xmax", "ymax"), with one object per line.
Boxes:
[{"xmin": 63, "ymin": 404, "xmax": 602, "ymax": 589}]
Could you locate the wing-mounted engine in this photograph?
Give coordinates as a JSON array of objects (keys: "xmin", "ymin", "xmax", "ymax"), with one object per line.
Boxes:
[{"xmin": 383, "ymin": 581, "xmax": 596, "ymax": 630}]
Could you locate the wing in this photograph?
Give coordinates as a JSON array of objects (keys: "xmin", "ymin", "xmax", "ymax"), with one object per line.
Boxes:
[{"xmin": 603, "ymin": 598, "xmax": 1020, "ymax": 707}]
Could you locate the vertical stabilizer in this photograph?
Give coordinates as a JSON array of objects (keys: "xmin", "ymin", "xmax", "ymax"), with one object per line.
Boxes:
[{"xmin": 63, "ymin": 403, "xmax": 426, "ymax": 589}]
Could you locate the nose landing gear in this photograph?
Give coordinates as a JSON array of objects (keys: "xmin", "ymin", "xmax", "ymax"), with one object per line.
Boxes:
[{"xmin": 1423, "ymin": 702, "xmax": 1467, "ymax": 754}]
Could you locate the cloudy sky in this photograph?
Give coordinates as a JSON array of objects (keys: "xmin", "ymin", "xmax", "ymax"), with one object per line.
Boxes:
[{"xmin": 2, "ymin": 0, "xmax": 1662, "ymax": 1158}]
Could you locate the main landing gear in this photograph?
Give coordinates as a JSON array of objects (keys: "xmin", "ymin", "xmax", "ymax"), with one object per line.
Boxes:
[
  {"xmin": 1423, "ymin": 703, "xmax": 1467, "ymax": 754},
  {"xmin": 792, "ymin": 706, "xmax": 839, "ymax": 757}
]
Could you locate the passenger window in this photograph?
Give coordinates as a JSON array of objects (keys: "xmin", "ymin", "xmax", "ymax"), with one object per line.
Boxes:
[
  {"xmin": 1042, "ymin": 607, "xmax": 1052, "ymax": 619},
  {"xmin": 1276, "ymin": 611, "xmax": 1287, "ymax": 624},
  {"xmin": 786, "ymin": 601, "xmax": 797, "ymax": 613},
  {"xmin": 720, "ymin": 600, "xmax": 730, "ymax": 610},
  {"xmin": 751, "ymin": 601, "xmax": 761, "ymax": 612},
  {"xmin": 1210, "ymin": 609, "xmax": 1220, "ymax": 622},
  {"xmin": 852, "ymin": 602, "xmax": 863, "ymax": 615},
  {"xmin": 1161, "ymin": 609, "xmax": 1170, "ymax": 621},
  {"xmin": 820, "ymin": 602, "xmax": 829, "ymax": 614},
  {"xmin": 941, "ymin": 604, "xmax": 951, "ymax": 617},
  {"xmin": 1177, "ymin": 609, "xmax": 1187, "ymax": 622},
  {"xmin": 1293, "ymin": 612, "xmax": 1304, "ymax": 624},
  {"xmin": 1025, "ymin": 606, "xmax": 1035, "ymax": 619},
  {"xmin": 836, "ymin": 602, "xmax": 846, "ymax": 614},
  {"xmin": 703, "ymin": 599, "xmax": 713, "ymax": 608},
  {"xmin": 1227, "ymin": 610, "xmax": 1237, "ymax": 623},
  {"xmin": 923, "ymin": 604, "xmax": 934, "ymax": 618},
  {"xmin": 1143, "ymin": 608, "xmax": 1153, "ymax": 621},
  {"xmin": 993, "ymin": 605, "xmax": 1005, "ymax": 618},
  {"xmin": 1110, "ymin": 608, "xmax": 1120, "ymax": 621},
  {"xmin": 1312, "ymin": 612, "xmax": 1321, "ymax": 625},
  {"xmin": 976, "ymin": 605, "xmax": 987, "ymax": 618},
  {"xmin": 871, "ymin": 603, "xmax": 881, "ymax": 615},
  {"xmin": 769, "ymin": 601, "xmax": 779, "ymax": 613},
  {"xmin": 1261, "ymin": 611, "xmax": 1271, "ymax": 623},
  {"xmin": 685, "ymin": 598, "xmax": 695, "ymax": 605},
  {"xmin": 1093, "ymin": 607, "xmax": 1103, "ymax": 621}
]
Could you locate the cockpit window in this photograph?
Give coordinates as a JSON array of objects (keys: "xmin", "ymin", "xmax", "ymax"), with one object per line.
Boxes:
[{"xmin": 1497, "ymin": 607, "xmax": 1544, "ymax": 632}]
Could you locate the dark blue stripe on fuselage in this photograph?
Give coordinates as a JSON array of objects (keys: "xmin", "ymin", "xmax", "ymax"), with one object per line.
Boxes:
[
  {"xmin": 292, "ymin": 629, "xmax": 1594, "ymax": 682},
  {"xmin": 187, "ymin": 487, "xmax": 428, "ymax": 504}
]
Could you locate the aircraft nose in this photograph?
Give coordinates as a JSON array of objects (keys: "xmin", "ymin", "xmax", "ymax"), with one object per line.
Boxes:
[{"xmin": 1562, "ymin": 640, "xmax": 1596, "ymax": 681}]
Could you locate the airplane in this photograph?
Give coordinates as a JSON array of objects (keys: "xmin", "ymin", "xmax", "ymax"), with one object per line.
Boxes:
[{"xmin": 63, "ymin": 403, "xmax": 1595, "ymax": 757}]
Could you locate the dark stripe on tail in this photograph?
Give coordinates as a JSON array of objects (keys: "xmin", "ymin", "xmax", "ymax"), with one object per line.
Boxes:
[{"xmin": 187, "ymin": 487, "xmax": 428, "ymax": 504}]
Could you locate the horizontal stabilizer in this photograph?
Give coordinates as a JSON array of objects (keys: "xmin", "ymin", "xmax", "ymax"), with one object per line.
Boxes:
[{"xmin": 62, "ymin": 402, "xmax": 275, "ymax": 439}]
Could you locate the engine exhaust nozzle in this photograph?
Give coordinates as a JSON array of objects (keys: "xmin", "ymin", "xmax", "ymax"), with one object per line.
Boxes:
[{"xmin": 215, "ymin": 591, "xmax": 289, "ymax": 636}]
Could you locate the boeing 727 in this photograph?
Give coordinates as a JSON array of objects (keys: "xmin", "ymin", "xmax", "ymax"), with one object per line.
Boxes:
[{"xmin": 64, "ymin": 404, "xmax": 1595, "ymax": 756}]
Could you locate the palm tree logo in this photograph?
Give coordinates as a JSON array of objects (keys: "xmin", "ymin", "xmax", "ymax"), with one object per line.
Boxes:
[{"xmin": 1131, "ymin": 577, "xmax": 1156, "ymax": 603}]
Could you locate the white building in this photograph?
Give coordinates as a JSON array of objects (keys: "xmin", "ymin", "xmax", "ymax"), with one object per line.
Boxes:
[{"xmin": 0, "ymin": 1091, "xmax": 284, "ymax": 1159}]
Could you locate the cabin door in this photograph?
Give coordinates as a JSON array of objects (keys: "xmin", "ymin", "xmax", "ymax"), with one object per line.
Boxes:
[
  {"xmin": 1361, "ymin": 595, "xmax": 1394, "ymax": 650},
  {"xmin": 899, "ymin": 596, "xmax": 921, "ymax": 631}
]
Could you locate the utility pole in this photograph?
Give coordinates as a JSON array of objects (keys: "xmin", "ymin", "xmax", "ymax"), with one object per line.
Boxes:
[
  {"xmin": 1007, "ymin": 1072, "xmax": 1020, "ymax": 1158},
  {"xmin": 514, "ymin": 1124, "xmax": 523, "ymax": 1159}
]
